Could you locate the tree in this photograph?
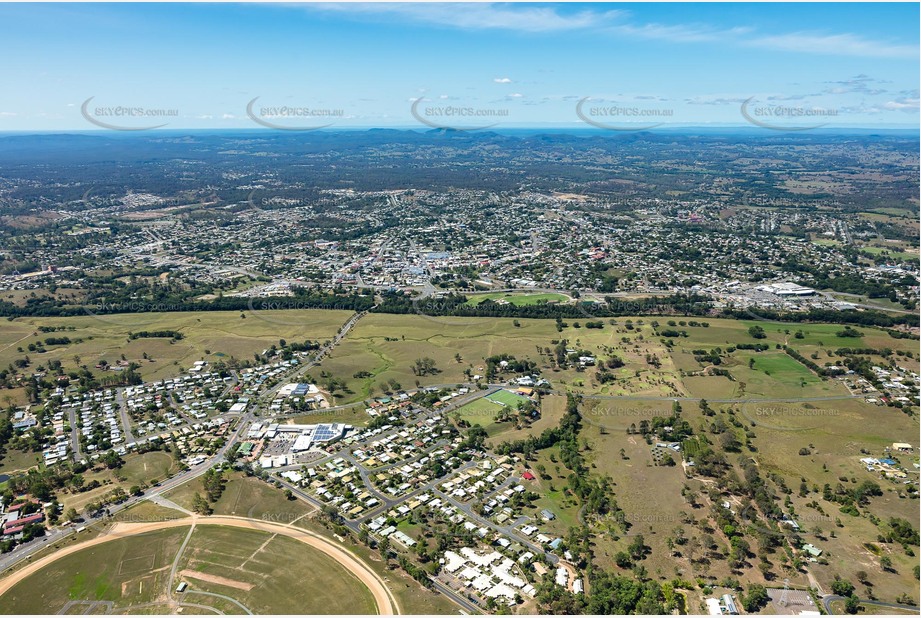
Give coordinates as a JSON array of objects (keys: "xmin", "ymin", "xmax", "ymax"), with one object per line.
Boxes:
[
  {"xmin": 284, "ymin": 489, "xmax": 294, "ymax": 501},
  {"xmin": 411, "ymin": 357, "xmax": 439, "ymax": 377},
  {"xmin": 844, "ymin": 596, "xmax": 861, "ymax": 614},
  {"xmin": 102, "ymin": 450, "xmax": 124, "ymax": 469},
  {"xmin": 64, "ymin": 507, "xmax": 79, "ymax": 523},
  {"xmin": 192, "ymin": 493, "xmax": 212, "ymax": 515},
  {"xmin": 831, "ymin": 578, "xmax": 855, "ymax": 597},
  {"xmin": 748, "ymin": 325, "xmax": 766, "ymax": 339},
  {"xmin": 742, "ymin": 584, "xmax": 769, "ymax": 612}
]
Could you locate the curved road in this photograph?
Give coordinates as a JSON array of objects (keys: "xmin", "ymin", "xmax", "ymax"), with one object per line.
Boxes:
[{"xmin": 0, "ymin": 516, "xmax": 399, "ymax": 616}]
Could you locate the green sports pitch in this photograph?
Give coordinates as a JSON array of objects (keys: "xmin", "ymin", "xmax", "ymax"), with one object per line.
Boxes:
[{"xmin": 486, "ymin": 389, "xmax": 532, "ymax": 407}]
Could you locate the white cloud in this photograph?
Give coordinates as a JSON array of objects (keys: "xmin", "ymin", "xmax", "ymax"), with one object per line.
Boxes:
[
  {"xmin": 305, "ymin": 3, "xmax": 622, "ymax": 33},
  {"xmin": 607, "ymin": 22, "xmax": 751, "ymax": 43},
  {"xmin": 300, "ymin": 4, "xmax": 916, "ymax": 59},
  {"xmin": 685, "ymin": 95, "xmax": 746, "ymax": 106},
  {"xmin": 749, "ymin": 32, "xmax": 916, "ymax": 59},
  {"xmin": 882, "ymin": 98, "xmax": 920, "ymax": 112}
]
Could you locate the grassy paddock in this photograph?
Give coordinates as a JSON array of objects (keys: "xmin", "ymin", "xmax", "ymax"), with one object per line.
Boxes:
[{"xmin": 0, "ymin": 309, "xmax": 352, "ymax": 394}]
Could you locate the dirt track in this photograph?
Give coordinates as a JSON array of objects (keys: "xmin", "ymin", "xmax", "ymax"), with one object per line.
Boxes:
[{"xmin": 0, "ymin": 515, "xmax": 399, "ymax": 615}]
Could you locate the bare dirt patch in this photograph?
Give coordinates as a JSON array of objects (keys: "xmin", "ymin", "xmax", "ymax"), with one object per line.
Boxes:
[{"xmin": 178, "ymin": 569, "xmax": 253, "ymax": 591}]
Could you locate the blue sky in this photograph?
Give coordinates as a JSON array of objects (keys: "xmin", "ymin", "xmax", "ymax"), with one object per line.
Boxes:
[{"xmin": 0, "ymin": 2, "xmax": 917, "ymax": 131}]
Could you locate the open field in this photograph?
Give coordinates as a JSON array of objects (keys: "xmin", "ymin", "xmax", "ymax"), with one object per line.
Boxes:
[
  {"xmin": 859, "ymin": 245, "xmax": 919, "ymax": 263},
  {"xmin": 0, "ymin": 309, "xmax": 353, "ymax": 405},
  {"xmin": 110, "ymin": 500, "xmax": 191, "ymax": 524},
  {"xmin": 119, "ymin": 452, "xmax": 176, "ymax": 487},
  {"xmin": 164, "ymin": 471, "xmax": 316, "ymax": 525},
  {"xmin": 578, "ymin": 413, "xmax": 744, "ymax": 586},
  {"xmin": 743, "ymin": 397, "xmax": 920, "ymax": 602},
  {"xmin": 4, "ymin": 310, "xmax": 914, "ymax": 409},
  {"xmin": 289, "ymin": 405, "xmax": 372, "ymax": 428},
  {"xmin": 315, "ymin": 314, "xmax": 920, "ymax": 406},
  {"xmin": 516, "ymin": 384, "xmax": 919, "ymax": 610},
  {"xmin": 316, "ymin": 313, "xmax": 688, "ymax": 403},
  {"xmin": 0, "ymin": 448, "xmax": 43, "ymax": 476}
]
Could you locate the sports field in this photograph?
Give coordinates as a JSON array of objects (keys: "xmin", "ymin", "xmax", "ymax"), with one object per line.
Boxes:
[
  {"xmin": 453, "ymin": 397, "xmax": 505, "ymax": 433},
  {"xmin": 463, "ymin": 292, "xmax": 571, "ymax": 306},
  {"xmin": 486, "ymin": 389, "xmax": 532, "ymax": 407}
]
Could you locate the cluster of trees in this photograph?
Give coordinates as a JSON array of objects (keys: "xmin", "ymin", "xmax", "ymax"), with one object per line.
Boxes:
[
  {"xmin": 821, "ymin": 478, "xmax": 882, "ymax": 515},
  {"xmin": 376, "ymin": 291, "xmax": 713, "ymax": 321},
  {"xmin": 410, "ymin": 357, "xmax": 439, "ymax": 377},
  {"xmin": 784, "ymin": 346, "xmax": 832, "ymax": 377},
  {"xmin": 495, "ymin": 395, "xmax": 580, "ymax": 459},
  {"xmin": 536, "ymin": 569, "xmax": 671, "ymax": 614},
  {"xmin": 192, "ymin": 467, "xmax": 227, "ymax": 514},
  {"xmin": 748, "ymin": 325, "xmax": 767, "ymax": 339},
  {"xmin": 484, "ymin": 353, "xmax": 537, "ymax": 382},
  {"xmin": 720, "ymin": 307, "xmax": 918, "ymax": 329},
  {"xmin": 0, "ymin": 284, "xmax": 374, "ymax": 318},
  {"xmin": 127, "ymin": 330, "xmax": 184, "ymax": 341}
]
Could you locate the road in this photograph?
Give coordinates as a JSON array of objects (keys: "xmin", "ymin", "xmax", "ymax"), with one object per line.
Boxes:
[
  {"xmin": 66, "ymin": 408, "xmax": 82, "ymax": 461},
  {"xmin": 430, "ymin": 577, "xmax": 481, "ymax": 614},
  {"xmin": 257, "ymin": 307, "xmax": 373, "ymax": 405},
  {"xmin": 822, "ymin": 594, "xmax": 920, "ymax": 615},
  {"xmin": 114, "ymin": 389, "xmax": 136, "ymax": 444}
]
